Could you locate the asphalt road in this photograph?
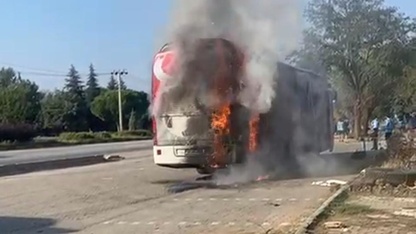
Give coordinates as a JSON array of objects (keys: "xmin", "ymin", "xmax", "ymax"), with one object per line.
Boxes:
[
  {"xmin": 0, "ymin": 138, "xmax": 370, "ymax": 167},
  {"xmin": 0, "ymin": 140, "xmax": 152, "ymax": 165},
  {"xmin": 0, "ymin": 141, "xmax": 375, "ymax": 234}
]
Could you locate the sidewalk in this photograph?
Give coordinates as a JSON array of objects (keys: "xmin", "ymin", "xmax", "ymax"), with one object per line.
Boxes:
[
  {"xmin": 332, "ymin": 138, "xmax": 387, "ymax": 153},
  {"xmin": 313, "ymin": 194, "xmax": 416, "ymax": 233}
]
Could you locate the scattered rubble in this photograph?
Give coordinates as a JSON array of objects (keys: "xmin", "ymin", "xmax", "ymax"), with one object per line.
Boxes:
[
  {"xmin": 394, "ymin": 208, "xmax": 416, "ymax": 218},
  {"xmin": 103, "ymin": 154, "xmax": 125, "ymax": 161},
  {"xmin": 348, "ymin": 133, "xmax": 416, "ymax": 196},
  {"xmin": 323, "ymin": 221, "xmax": 347, "ymax": 229},
  {"xmin": 366, "ymin": 214, "xmax": 391, "ymax": 219},
  {"xmin": 309, "ymin": 133, "xmax": 416, "ymax": 234},
  {"xmin": 313, "ymin": 196, "xmax": 416, "ymax": 234},
  {"xmin": 312, "ymin": 180, "xmax": 347, "ymax": 187}
]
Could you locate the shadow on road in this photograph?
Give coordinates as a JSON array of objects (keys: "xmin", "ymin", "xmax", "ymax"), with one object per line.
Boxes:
[
  {"xmin": 165, "ymin": 150, "xmax": 387, "ymax": 194},
  {"xmin": 0, "ymin": 216, "xmax": 77, "ymax": 234},
  {"xmin": 0, "ymin": 155, "xmax": 113, "ymax": 178}
]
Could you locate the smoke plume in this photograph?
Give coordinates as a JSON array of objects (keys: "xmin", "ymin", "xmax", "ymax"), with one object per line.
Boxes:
[
  {"xmin": 152, "ymin": 0, "xmax": 325, "ymax": 184},
  {"xmin": 153, "ymin": 0, "xmax": 303, "ymax": 116}
]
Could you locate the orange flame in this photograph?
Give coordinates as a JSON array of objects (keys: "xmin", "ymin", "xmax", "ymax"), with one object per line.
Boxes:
[
  {"xmin": 249, "ymin": 115, "xmax": 260, "ymax": 152},
  {"xmin": 210, "ymin": 104, "xmax": 231, "ymax": 167}
]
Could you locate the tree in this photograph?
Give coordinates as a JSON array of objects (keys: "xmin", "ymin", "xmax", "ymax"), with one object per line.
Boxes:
[
  {"xmin": 0, "ymin": 67, "xmax": 17, "ymax": 86},
  {"xmin": 128, "ymin": 109, "xmax": 137, "ymax": 130},
  {"xmin": 107, "ymin": 75, "xmax": 117, "ymax": 90},
  {"xmin": 65, "ymin": 65, "xmax": 84, "ymax": 95},
  {"xmin": 63, "ymin": 65, "xmax": 88, "ymax": 131},
  {"xmin": 91, "ymin": 90, "xmax": 149, "ymax": 131},
  {"xmin": 0, "ymin": 67, "xmax": 42, "ymax": 124},
  {"xmin": 303, "ymin": 0, "xmax": 414, "ymax": 138},
  {"xmin": 40, "ymin": 90, "xmax": 70, "ymax": 132},
  {"xmin": 289, "ymin": 31, "xmax": 328, "ymax": 76},
  {"xmin": 389, "ymin": 38, "xmax": 416, "ymax": 114},
  {"xmin": 118, "ymin": 77, "xmax": 127, "ymax": 90},
  {"xmin": 85, "ymin": 63, "xmax": 100, "ymax": 104}
]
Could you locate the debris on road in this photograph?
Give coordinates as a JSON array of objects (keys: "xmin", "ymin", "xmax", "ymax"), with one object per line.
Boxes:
[
  {"xmin": 312, "ymin": 195, "xmax": 416, "ymax": 233},
  {"xmin": 312, "ymin": 179, "xmax": 347, "ymax": 187},
  {"xmin": 394, "ymin": 208, "xmax": 416, "ymax": 218},
  {"xmin": 103, "ymin": 154, "xmax": 125, "ymax": 161},
  {"xmin": 307, "ymin": 134, "xmax": 416, "ymax": 233},
  {"xmin": 323, "ymin": 221, "xmax": 347, "ymax": 229}
]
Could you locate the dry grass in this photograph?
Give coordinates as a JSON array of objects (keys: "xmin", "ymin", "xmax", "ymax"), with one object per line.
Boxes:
[{"xmin": 382, "ymin": 132, "xmax": 416, "ymax": 169}]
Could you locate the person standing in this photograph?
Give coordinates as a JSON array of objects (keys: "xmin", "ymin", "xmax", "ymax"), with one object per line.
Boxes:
[
  {"xmin": 384, "ymin": 116, "xmax": 394, "ymax": 141},
  {"xmin": 371, "ymin": 118, "xmax": 380, "ymax": 150},
  {"xmin": 407, "ymin": 112, "xmax": 416, "ymax": 141},
  {"xmin": 337, "ymin": 119, "xmax": 345, "ymax": 142},
  {"xmin": 342, "ymin": 119, "xmax": 349, "ymax": 140}
]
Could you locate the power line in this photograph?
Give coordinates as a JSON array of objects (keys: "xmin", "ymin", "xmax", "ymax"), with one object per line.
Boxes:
[
  {"xmin": 18, "ymin": 71, "xmax": 112, "ymax": 77},
  {"xmin": 0, "ymin": 61, "xmax": 66, "ymax": 74},
  {"xmin": 0, "ymin": 61, "xmax": 113, "ymax": 77}
]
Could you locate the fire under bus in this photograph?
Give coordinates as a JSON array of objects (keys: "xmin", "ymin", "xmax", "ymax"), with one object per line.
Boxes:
[{"xmin": 151, "ymin": 38, "xmax": 335, "ymax": 175}]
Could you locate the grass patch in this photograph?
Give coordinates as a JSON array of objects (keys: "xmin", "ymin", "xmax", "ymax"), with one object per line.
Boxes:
[
  {"xmin": 307, "ymin": 190, "xmax": 349, "ymax": 231},
  {"xmin": 334, "ymin": 203, "xmax": 374, "ymax": 216},
  {"xmin": 309, "ymin": 192, "xmax": 380, "ymax": 234}
]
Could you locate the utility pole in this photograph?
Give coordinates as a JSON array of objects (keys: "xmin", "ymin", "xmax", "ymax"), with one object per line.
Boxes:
[{"xmin": 111, "ymin": 69, "xmax": 128, "ymax": 132}]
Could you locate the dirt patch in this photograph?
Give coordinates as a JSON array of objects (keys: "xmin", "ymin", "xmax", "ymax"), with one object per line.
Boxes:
[
  {"xmin": 312, "ymin": 195, "xmax": 416, "ymax": 234},
  {"xmin": 309, "ymin": 133, "xmax": 416, "ymax": 234},
  {"xmin": 348, "ymin": 133, "xmax": 416, "ymax": 196},
  {"xmin": 350, "ymin": 174, "xmax": 416, "ymax": 197}
]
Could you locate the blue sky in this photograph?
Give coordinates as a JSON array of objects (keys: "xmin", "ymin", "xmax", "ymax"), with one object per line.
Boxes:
[{"xmin": 0, "ymin": 0, "xmax": 414, "ymax": 92}]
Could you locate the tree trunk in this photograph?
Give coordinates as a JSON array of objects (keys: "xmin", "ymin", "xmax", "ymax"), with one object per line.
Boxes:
[
  {"xmin": 361, "ymin": 108, "xmax": 370, "ymax": 137},
  {"xmin": 353, "ymin": 102, "xmax": 362, "ymax": 139}
]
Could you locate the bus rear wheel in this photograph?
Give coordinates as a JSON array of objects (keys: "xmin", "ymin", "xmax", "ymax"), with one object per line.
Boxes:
[{"xmin": 196, "ymin": 167, "xmax": 215, "ymax": 175}]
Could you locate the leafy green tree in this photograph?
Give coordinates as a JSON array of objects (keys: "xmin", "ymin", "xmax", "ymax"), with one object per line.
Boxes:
[
  {"xmin": 389, "ymin": 39, "xmax": 416, "ymax": 114},
  {"xmin": 85, "ymin": 63, "xmax": 100, "ymax": 104},
  {"xmin": 0, "ymin": 67, "xmax": 41, "ymax": 124},
  {"xmin": 40, "ymin": 90, "xmax": 70, "ymax": 130},
  {"xmin": 303, "ymin": 0, "xmax": 414, "ymax": 138},
  {"xmin": 91, "ymin": 90, "xmax": 149, "ymax": 131},
  {"xmin": 107, "ymin": 75, "xmax": 117, "ymax": 90},
  {"xmin": 128, "ymin": 109, "xmax": 137, "ymax": 130},
  {"xmin": 0, "ymin": 67, "xmax": 17, "ymax": 86}
]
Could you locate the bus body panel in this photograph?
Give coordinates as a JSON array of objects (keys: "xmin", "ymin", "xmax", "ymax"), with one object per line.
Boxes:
[
  {"xmin": 153, "ymin": 145, "xmax": 209, "ymax": 168},
  {"xmin": 150, "ymin": 39, "xmax": 334, "ymax": 171},
  {"xmin": 254, "ymin": 62, "xmax": 334, "ymax": 175}
]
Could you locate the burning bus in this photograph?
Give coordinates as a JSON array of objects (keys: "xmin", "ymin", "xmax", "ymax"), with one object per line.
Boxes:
[{"xmin": 151, "ymin": 38, "xmax": 334, "ymax": 175}]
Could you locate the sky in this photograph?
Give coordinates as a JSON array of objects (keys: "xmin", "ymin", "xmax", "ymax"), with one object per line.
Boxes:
[{"xmin": 0, "ymin": 0, "xmax": 414, "ymax": 92}]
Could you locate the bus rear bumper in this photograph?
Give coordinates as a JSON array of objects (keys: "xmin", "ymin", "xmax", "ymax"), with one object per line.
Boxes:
[{"xmin": 153, "ymin": 145, "xmax": 211, "ymax": 168}]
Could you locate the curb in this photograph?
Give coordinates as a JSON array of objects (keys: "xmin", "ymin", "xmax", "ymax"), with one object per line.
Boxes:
[
  {"xmin": 294, "ymin": 175, "xmax": 360, "ymax": 234},
  {"xmin": 0, "ymin": 154, "xmax": 123, "ymax": 177},
  {"xmin": 295, "ymin": 149, "xmax": 388, "ymax": 233}
]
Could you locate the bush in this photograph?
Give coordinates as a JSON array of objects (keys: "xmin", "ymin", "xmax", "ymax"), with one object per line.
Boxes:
[
  {"xmin": 112, "ymin": 130, "xmax": 152, "ymax": 138},
  {"xmin": 0, "ymin": 123, "xmax": 37, "ymax": 142},
  {"xmin": 58, "ymin": 132, "xmax": 96, "ymax": 142},
  {"xmin": 94, "ymin": 131, "xmax": 112, "ymax": 139},
  {"xmin": 58, "ymin": 130, "xmax": 151, "ymax": 143}
]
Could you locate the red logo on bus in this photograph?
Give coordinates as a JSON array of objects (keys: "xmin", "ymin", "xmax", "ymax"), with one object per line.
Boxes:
[{"xmin": 153, "ymin": 51, "xmax": 175, "ymax": 81}]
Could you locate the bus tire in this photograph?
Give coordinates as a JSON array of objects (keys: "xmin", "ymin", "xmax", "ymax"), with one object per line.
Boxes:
[{"xmin": 196, "ymin": 167, "xmax": 215, "ymax": 175}]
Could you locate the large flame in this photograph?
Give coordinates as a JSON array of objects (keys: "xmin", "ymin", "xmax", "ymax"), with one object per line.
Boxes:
[
  {"xmin": 249, "ymin": 115, "xmax": 260, "ymax": 152},
  {"xmin": 210, "ymin": 104, "xmax": 231, "ymax": 167}
]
